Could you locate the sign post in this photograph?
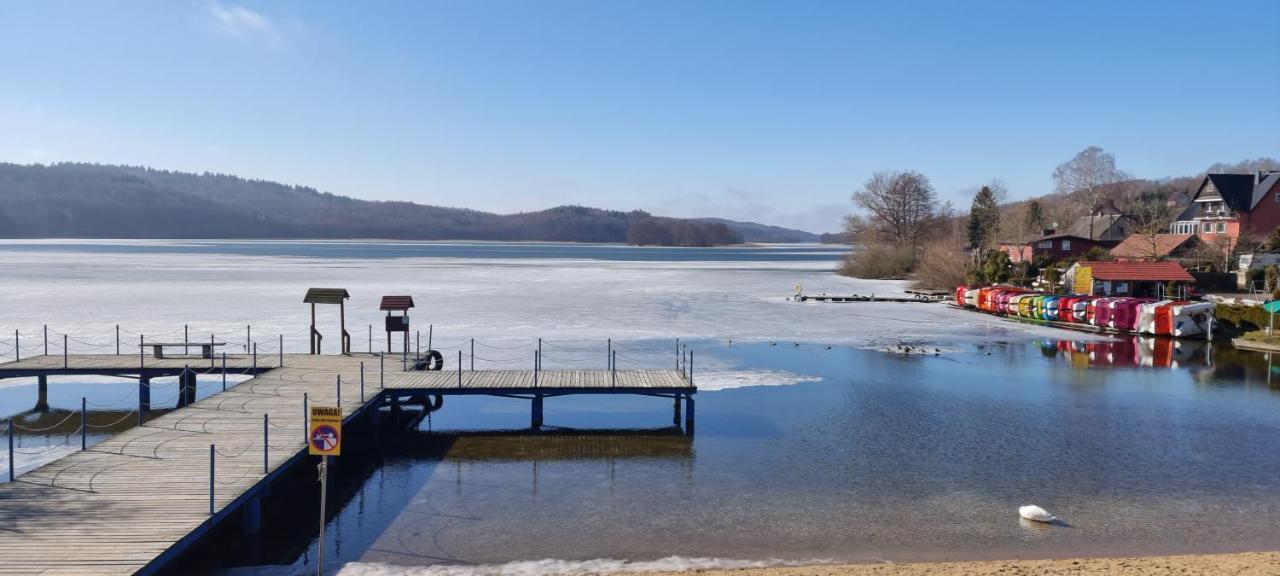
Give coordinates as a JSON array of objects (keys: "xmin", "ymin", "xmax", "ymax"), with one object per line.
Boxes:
[
  {"xmin": 1264, "ymin": 301, "xmax": 1280, "ymax": 335},
  {"xmin": 309, "ymin": 406, "xmax": 342, "ymax": 576}
]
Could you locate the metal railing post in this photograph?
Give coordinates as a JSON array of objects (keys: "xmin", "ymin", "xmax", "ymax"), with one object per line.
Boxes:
[
  {"xmin": 612, "ymin": 350, "xmax": 617, "ymax": 387},
  {"xmin": 263, "ymin": 414, "xmax": 269, "ymax": 474},
  {"xmin": 221, "ymin": 353, "xmax": 227, "ymax": 391},
  {"xmin": 80, "ymin": 397, "xmax": 86, "ymax": 451},
  {"xmin": 675, "ymin": 338, "xmax": 679, "ymax": 370},
  {"xmin": 336, "ymin": 375, "xmax": 342, "ymax": 407},
  {"xmin": 63, "ymin": 334, "xmax": 67, "ymax": 369},
  {"xmin": 139, "ymin": 334, "xmax": 143, "ymax": 369},
  {"xmin": 43, "ymin": 325, "xmax": 47, "ymax": 356},
  {"xmin": 13, "ymin": 329, "xmax": 17, "ymax": 362},
  {"xmin": 8, "ymin": 420, "xmax": 13, "ymax": 481},
  {"xmin": 279, "ymin": 334, "xmax": 284, "ymax": 367},
  {"xmin": 427, "ymin": 324, "xmax": 433, "ymax": 353},
  {"xmin": 608, "ymin": 338, "xmax": 611, "ymax": 370},
  {"xmin": 360, "ymin": 362, "xmax": 365, "ymax": 402},
  {"xmin": 252, "ymin": 343, "xmax": 257, "ymax": 373},
  {"xmin": 210, "ymin": 333, "xmax": 216, "ymax": 369},
  {"xmin": 690, "ymin": 350, "xmax": 694, "ymax": 385},
  {"xmin": 457, "ymin": 351, "xmax": 462, "ymax": 388},
  {"xmin": 380, "ymin": 353, "xmax": 384, "ymax": 388},
  {"xmin": 534, "ymin": 350, "xmax": 539, "ymax": 388},
  {"xmin": 470, "ymin": 338, "xmax": 474, "ymax": 371},
  {"xmin": 246, "ymin": 325, "xmax": 251, "ymax": 354},
  {"xmin": 416, "ymin": 330, "xmax": 420, "ymax": 361},
  {"xmin": 303, "ymin": 393, "xmax": 309, "ymax": 444},
  {"xmin": 116, "ymin": 324, "xmax": 120, "ymax": 355}
]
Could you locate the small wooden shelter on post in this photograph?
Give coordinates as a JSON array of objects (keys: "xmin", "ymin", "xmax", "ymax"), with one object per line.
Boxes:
[
  {"xmin": 379, "ymin": 295, "xmax": 414, "ymax": 355},
  {"xmin": 304, "ymin": 288, "xmax": 351, "ymax": 355}
]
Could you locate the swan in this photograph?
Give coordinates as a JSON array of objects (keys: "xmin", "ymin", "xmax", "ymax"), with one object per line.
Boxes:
[{"xmin": 1019, "ymin": 505, "xmax": 1057, "ymax": 523}]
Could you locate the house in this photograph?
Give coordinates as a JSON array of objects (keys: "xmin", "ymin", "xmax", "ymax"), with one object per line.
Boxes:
[
  {"xmin": 1066, "ymin": 199, "xmax": 1135, "ymax": 245},
  {"xmin": 999, "ymin": 230, "xmax": 1099, "ymax": 264},
  {"xmin": 1109, "ymin": 233, "xmax": 1201, "ymax": 262},
  {"xmin": 1065, "ymin": 260, "xmax": 1195, "ymax": 298},
  {"xmin": 1170, "ymin": 170, "xmax": 1280, "ymax": 255}
]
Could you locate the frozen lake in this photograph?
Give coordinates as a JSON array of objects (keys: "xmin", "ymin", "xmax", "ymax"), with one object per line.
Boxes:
[{"xmin": 2, "ymin": 240, "xmax": 1277, "ymax": 575}]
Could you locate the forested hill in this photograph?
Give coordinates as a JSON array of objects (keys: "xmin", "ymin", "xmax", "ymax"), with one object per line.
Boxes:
[{"xmin": 0, "ymin": 163, "xmax": 808, "ymax": 244}]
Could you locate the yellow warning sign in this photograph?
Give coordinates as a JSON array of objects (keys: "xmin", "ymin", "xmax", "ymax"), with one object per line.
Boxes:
[
  {"xmin": 1073, "ymin": 266, "xmax": 1093, "ymax": 296},
  {"xmin": 309, "ymin": 406, "xmax": 342, "ymax": 456}
]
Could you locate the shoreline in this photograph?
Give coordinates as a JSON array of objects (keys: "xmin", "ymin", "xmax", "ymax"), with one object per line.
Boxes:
[{"xmin": 630, "ymin": 551, "xmax": 1280, "ymax": 576}]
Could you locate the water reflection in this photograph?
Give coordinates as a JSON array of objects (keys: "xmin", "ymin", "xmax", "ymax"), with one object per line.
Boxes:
[{"xmin": 1037, "ymin": 336, "xmax": 1211, "ymax": 369}]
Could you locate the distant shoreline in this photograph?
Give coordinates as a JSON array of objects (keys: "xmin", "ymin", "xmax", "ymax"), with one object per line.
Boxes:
[{"xmin": 0, "ymin": 237, "xmax": 848, "ymax": 248}]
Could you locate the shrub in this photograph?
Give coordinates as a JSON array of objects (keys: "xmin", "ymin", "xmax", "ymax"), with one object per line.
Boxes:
[
  {"xmin": 1215, "ymin": 303, "xmax": 1272, "ymax": 334},
  {"xmin": 913, "ymin": 240, "xmax": 969, "ymax": 289},
  {"xmin": 838, "ymin": 242, "xmax": 915, "ymax": 279}
]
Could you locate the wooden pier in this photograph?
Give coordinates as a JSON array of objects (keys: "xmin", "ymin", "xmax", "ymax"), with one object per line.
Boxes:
[{"xmin": 0, "ymin": 353, "xmax": 695, "ymax": 575}]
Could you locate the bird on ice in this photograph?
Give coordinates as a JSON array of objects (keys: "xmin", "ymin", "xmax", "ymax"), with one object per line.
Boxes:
[{"xmin": 1019, "ymin": 505, "xmax": 1058, "ymax": 523}]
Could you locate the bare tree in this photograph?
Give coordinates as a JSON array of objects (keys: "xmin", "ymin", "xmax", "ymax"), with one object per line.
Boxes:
[
  {"xmin": 851, "ymin": 170, "xmax": 940, "ymax": 257},
  {"xmin": 1053, "ymin": 146, "xmax": 1130, "ymax": 239},
  {"xmin": 1131, "ymin": 204, "xmax": 1174, "ymax": 260}
]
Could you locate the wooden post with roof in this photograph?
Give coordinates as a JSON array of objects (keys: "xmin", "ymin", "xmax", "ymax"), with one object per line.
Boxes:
[
  {"xmin": 379, "ymin": 295, "xmax": 414, "ymax": 356},
  {"xmin": 304, "ymin": 288, "xmax": 351, "ymax": 355}
]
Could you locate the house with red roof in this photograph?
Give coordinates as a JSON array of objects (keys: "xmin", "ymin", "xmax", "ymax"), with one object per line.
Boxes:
[{"xmin": 1064, "ymin": 260, "xmax": 1195, "ymax": 298}]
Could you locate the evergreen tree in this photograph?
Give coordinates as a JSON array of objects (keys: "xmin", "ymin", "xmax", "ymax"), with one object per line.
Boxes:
[
  {"xmin": 967, "ymin": 185, "xmax": 1001, "ymax": 252},
  {"xmin": 1024, "ymin": 200, "xmax": 1045, "ymax": 234}
]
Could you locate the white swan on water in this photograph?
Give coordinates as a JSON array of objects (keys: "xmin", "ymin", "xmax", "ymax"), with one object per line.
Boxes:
[{"xmin": 1019, "ymin": 505, "xmax": 1058, "ymax": 523}]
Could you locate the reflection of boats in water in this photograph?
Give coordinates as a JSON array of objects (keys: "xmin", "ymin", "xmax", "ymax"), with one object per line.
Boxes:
[{"xmin": 1040, "ymin": 335, "xmax": 1211, "ymax": 369}]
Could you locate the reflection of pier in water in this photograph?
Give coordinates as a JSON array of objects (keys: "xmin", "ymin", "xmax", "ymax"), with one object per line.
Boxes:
[{"xmin": 424, "ymin": 428, "xmax": 695, "ymax": 462}]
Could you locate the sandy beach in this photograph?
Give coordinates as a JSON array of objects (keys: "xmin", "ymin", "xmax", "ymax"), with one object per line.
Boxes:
[{"xmin": 637, "ymin": 552, "xmax": 1280, "ymax": 576}]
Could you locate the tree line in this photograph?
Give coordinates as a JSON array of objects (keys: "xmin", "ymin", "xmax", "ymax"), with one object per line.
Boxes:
[{"xmin": 0, "ymin": 163, "xmax": 756, "ymax": 246}]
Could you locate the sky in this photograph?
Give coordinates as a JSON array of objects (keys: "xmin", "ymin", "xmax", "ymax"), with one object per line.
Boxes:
[{"xmin": 1, "ymin": 1, "xmax": 1277, "ymax": 233}]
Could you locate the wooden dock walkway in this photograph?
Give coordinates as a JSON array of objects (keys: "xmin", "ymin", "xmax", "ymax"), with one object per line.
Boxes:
[{"xmin": 0, "ymin": 354, "xmax": 694, "ymax": 575}]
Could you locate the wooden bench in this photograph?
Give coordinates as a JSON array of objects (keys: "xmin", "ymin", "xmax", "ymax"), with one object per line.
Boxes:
[{"xmin": 140, "ymin": 341, "xmax": 226, "ymax": 359}]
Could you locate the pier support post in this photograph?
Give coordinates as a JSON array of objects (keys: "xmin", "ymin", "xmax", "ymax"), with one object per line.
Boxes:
[
  {"xmin": 34, "ymin": 375, "xmax": 49, "ymax": 413},
  {"xmin": 243, "ymin": 494, "xmax": 263, "ymax": 535},
  {"xmin": 532, "ymin": 394, "xmax": 544, "ymax": 429},
  {"xmin": 179, "ymin": 367, "xmax": 197, "ymax": 408},
  {"xmin": 138, "ymin": 377, "xmax": 151, "ymax": 425},
  {"xmin": 684, "ymin": 395, "xmax": 695, "ymax": 436},
  {"xmin": 673, "ymin": 393, "xmax": 681, "ymax": 427}
]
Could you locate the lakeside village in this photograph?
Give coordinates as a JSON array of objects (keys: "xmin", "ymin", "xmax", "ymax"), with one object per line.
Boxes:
[
  {"xmin": 958, "ymin": 168, "xmax": 1280, "ymax": 351},
  {"xmin": 825, "ymin": 158, "xmax": 1280, "ymax": 358}
]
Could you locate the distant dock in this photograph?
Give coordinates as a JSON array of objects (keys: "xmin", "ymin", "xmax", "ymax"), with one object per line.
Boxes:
[
  {"xmin": 0, "ymin": 347, "xmax": 695, "ymax": 575},
  {"xmin": 794, "ymin": 289, "xmax": 944, "ymax": 303}
]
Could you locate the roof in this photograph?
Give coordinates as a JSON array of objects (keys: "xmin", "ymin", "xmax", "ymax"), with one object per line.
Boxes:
[
  {"xmin": 1109, "ymin": 234, "xmax": 1199, "ymax": 259},
  {"xmin": 379, "ymin": 295, "xmax": 415, "ymax": 310},
  {"xmin": 1250, "ymin": 171, "xmax": 1280, "ymax": 208},
  {"xmin": 997, "ymin": 232, "xmax": 1093, "ymax": 246},
  {"xmin": 1197, "ymin": 174, "xmax": 1256, "ymax": 212},
  {"xmin": 1066, "ymin": 213, "xmax": 1131, "ymax": 240},
  {"xmin": 1076, "ymin": 261, "xmax": 1194, "ymax": 282},
  {"xmin": 303, "ymin": 288, "xmax": 350, "ymax": 304}
]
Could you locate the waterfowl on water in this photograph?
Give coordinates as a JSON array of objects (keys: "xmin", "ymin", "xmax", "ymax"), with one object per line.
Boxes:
[{"xmin": 1019, "ymin": 505, "xmax": 1057, "ymax": 523}]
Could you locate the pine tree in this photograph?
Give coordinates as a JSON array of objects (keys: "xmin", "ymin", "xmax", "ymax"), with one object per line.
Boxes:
[
  {"xmin": 967, "ymin": 186, "xmax": 1001, "ymax": 253},
  {"xmin": 1024, "ymin": 201, "xmax": 1045, "ymax": 235}
]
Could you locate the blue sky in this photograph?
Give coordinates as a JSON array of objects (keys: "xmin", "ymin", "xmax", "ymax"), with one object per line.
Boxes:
[{"xmin": 1, "ymin": 1, "xmax": 1277, "ymax": 233}]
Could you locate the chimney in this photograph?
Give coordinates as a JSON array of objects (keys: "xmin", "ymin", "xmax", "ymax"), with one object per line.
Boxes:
[{"xmin": 1041, "ymin": 228, "xmax": 1055, "ymax": 236}]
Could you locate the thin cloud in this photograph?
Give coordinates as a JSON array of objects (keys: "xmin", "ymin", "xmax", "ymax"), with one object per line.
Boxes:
[{"xmin": 203, "ymin": 2, "xmax": 282, "ymax": 45}]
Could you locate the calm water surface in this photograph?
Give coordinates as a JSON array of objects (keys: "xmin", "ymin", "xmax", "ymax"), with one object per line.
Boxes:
[{"xmin": 144, "ymin": 338, "xmax": 1280, "ymax": 572}]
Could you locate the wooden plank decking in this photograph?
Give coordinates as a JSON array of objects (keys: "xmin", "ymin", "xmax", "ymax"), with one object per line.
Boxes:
[{"xmin": 0, "ymin": 354, "xmax": 692, "ymax": 575}]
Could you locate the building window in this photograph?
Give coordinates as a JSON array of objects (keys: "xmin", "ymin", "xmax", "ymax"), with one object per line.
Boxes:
[
  {"xmin": 1203, "ymin": 222, "xmax": 1212, "ymax": 234},
  {"xmin": 1275, "ymin": 192, "xmax": 1279, "ymax": 204},
  {"xmin": 1037, "ymin": 241, "xmax": 1051, "ymax": 249},
  {"xmin": 1061, "ymin": 240, "xmax": 1071, "ymax": 251},
  {"xmin": 1218, "ymin": 222, "xmax": 1226, "ymax": 233}
]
